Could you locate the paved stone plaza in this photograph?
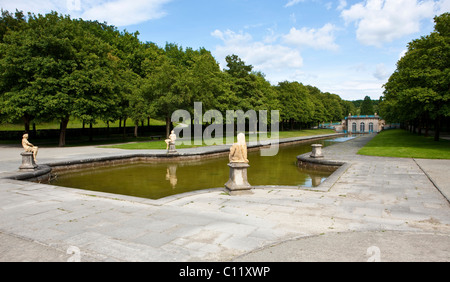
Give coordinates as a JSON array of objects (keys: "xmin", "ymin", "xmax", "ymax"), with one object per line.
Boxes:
[{"xmin": 0, "ymin": 134, "xmax": 449, "ymax": 262}]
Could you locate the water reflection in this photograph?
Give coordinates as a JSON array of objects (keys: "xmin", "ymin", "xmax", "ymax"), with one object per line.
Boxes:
[
  {"xmin": 296, "ymin": 166, "xmax": 331, "ymax": 187},
  {"xmin": 165, "ymin": 164, "xmax": 178, "ymax": 189},
  {"xmin": 325, "ymin": 136, "xmax": 357, "ymax": 143},
  {"xmin": 50, "ymin": 136, "xmax": 349, "ymax": 200}
]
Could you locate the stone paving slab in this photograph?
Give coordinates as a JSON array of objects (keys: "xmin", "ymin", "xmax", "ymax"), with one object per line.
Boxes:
[
  {"xmin": 0, "ymin": 134, "xmax": 449, "ymax": 261},
  {"xmin": 235, "ymin": 231, "xmax": 450, "ymax": 262},
  {"xmin": 414, "ymin": 159, "xmax": 450, "ymax": 203}
]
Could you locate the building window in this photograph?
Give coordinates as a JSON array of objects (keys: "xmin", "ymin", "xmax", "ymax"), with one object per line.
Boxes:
[
  {"xmin": 352, "ymin": 122, "xmax": 357, "ymax": 133},
  {"xmin": 369, "ymin": 122, "xmax": 374, "ymax": 132},
  {"xmin": 360, "ymin": 122, "xmax": 365, "ymax": 133}
]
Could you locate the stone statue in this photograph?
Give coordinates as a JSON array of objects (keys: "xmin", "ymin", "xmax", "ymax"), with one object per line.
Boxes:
[
  {"xmin": 229, "ymin": 133, "xmax": 249, "ymax": 163},
  {"xmin": 165, "ymin": 130, "xmax": 177, "ymax": 150},
  {"xmin": 225, "ymin": 133, "xmax": 251, "ymax": 195},
  {"xmin": 22, "ymin": 133, "xmax": 38, "ymax": 162}
]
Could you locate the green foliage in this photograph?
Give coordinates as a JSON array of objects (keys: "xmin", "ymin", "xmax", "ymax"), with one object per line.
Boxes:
[
  {"xmin": 358, "ymin": 129, "xmax": 450, "ymax": 159},
  {"xmin": 224, "ymin": 54, "xmax": 253, "ymax": 78},
  {"xmin": 0, "ymin": 9, "xmax": 354, "ymax": 146},
  {"xmin": 360, "ymin": 96, "xmax": 374, "ymax": 115},
  {"xmin": 104, "ymin": 129, "xmax": 336, "ymax": 150},
  {"xmin": 381, "ymin": 13, "xmax": 450, "ymax": 141},
  {"xmin": 0, "ymin": 12, "xmax": 125, "ymax": 145},
  {"xmin": 0, "ymin": 9, "xmax": 26, "ymax": 43},
  {"xmin": 276, "ymin": 81, "xmax": 313, "ymax": 128}
]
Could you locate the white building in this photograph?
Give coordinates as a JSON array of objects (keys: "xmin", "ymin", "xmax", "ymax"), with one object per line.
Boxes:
[{"xmin": 343, "ymin": 114, "xmax": 385, "ymax": 133}]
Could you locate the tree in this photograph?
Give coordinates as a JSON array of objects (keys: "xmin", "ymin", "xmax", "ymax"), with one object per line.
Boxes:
[
  {"xmin": 224, "ymin": 54, "xmax": 253, "ymax": 78},
  {"xmin": 310, "ymin": 94, "xmax": 327, "ymax": 126},
  {"xmin": 276, "ymin": 81, "xmax": 313, "ymax": 130},
  {"xmin": 360, "ymin": 96, "xmax": 374, "ymax": 115},
  {"xmin": 0, "ymin": 9, "xmax": 26, "ymax": 43},
  {"xmin": 382, "ymin": 13, "xmax": 450, "ymax": 141},
  {"xmin": 0, "ymin": 12, "xmax": 122, "ymax": 146},
  {"xmin": 143, "ymin": 47, "xmax": 193, "ymax": 137},
  {"xmin": 0, "ymin": 10, "xmax": 37, "ymax": 131},
  {"xmin": 109, "ymin": 31, "xmax": 156, "ymax": 138},
  {"xmin": 1, "ymin": 9, "xmax": 374, "ymax": 145},
  {"xmin": 185, "ymin": 48, "xmax": 224, "ymax": 115},
  {"xmin": 340, "ymin": 100, "xmax": 357, "ymax": 117}
]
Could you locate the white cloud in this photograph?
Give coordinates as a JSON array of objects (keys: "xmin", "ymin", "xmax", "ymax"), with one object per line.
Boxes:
[
  {"xmin": 341, "ymin": 0, "xmax": 437, "ymax": 47},
  {"xmin": 211, "ymin": 29, "xmax": 303, "ymax": 78},
  {"xmin": 332, "ymin": 80, "xmax": 385, "ymax": 100},
  {"xmin": 337, "ymin": 0, "xmax": 347, "ymax": 10},
  {"xmin": 288, "ymin": 66, "xmax": 385, "ymax": 100},
  {"xmin": 211, "ymin": 22, "xmax": 341, "ymax": 85},
  {"xmin": 0, "ymin": 0, "xmax": 172, "ymax": 26},
  {"xmin": 436, "ymin": 0, "xmax": 450, "ymax": 14},
  {"xmin": 0, "ymin": 0, "xmax": 65, "ymax": 15},
  {"xmin": 81, "ymin": 0, "xmax": 172, "ymax": 26},
  {"xmin": 283, "ymin": 23, "xmax": 339, "ymax": 51},
  {"xmin": 284, "ymin": 0, "xmax": 304, "ymax": 8},
  {"xmin": 373, "ymin": 63, "xmax": 390, "ymax": 80}
]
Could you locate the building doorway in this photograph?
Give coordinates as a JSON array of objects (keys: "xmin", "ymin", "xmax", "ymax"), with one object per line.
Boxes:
[{"xmin": 369, "ymin": 122, "xmax": 374, "ymax": 133}]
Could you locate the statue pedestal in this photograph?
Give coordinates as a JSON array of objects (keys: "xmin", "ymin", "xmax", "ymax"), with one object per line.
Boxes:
[
  {"xmin": 310, "ymin": 144, "xmax": 324, "ymax": 158},
  {"xmin": 225, "ymin": 162, "xmax": 252, "ymax": 195},
  {"xmin": 167, "ymin": 141, "xmax": 177, "ymax": 154},
  {"xmin": 20, "ymin": 152, "xmax": 38, "ymax": 171}
]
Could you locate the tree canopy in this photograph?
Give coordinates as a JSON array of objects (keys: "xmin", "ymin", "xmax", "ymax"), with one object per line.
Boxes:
[
  {"xmin": 381, "ymin": 13, "xmax": 450, "ymax": 141},
  {"xmin": 0, "ymin": 10, "xmax": 356, "ymax": 146},
  {"xmin": 360, "ymin": 96, "xmax": 374, "ymax": 115}
]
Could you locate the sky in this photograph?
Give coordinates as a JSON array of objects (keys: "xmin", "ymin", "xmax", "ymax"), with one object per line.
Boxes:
[{"xmin": 1, "ymin": 0, "xmax": 449, "ymax": 101}]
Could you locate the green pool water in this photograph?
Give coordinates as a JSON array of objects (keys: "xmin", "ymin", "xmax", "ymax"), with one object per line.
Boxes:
[{"xmin": 50, "ymin": 137, "xmax": 350, "ymax": 200}]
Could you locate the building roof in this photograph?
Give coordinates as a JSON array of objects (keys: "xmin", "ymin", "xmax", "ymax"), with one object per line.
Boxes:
[{"xmin": 345, "ymin": 115, "xmax": 382, "ymax": 120}]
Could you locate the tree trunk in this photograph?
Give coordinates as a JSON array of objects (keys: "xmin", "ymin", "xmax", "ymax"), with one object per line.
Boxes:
[
  {"xmin": 59, "ymin": 117, "xmax": 70, "ymax": 147},
  {"xmin": 434, "ymin": 117, "xmax": 440, "ymax": 142},
  {"xmin": 134, "ymin": 122, "xmax": 138, "ymax": 138},
  {"xmin": 122, "ymin": 117, "xmax": 127, "ymax": 140},
  {"xmin": 165, "ymin": 115, "xmax": 171, "ymax": 138},
  {"xmin": 89, "ymin": 122, "xmax": 93, "ymax": 142},
  {"xmin": 418, "ymin": 119, "xmax": 422, "ymax": 136},
  {"xmin": 23, "ymin": 115, "xmax": 31, "ymax": 133}
]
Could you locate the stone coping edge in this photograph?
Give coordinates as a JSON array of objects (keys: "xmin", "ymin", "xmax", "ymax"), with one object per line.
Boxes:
[
  {"xmin": 0, "ymin": 133, "xmax": 347, "ymax": 204},
  {"xmin": 2, "ymin": 164, "xmax": 52, "ymax": 182},
  {"xmin": 2, "ymin": 133, "xmax": 344, "ymax": 177},
  {"xmin": 296, "ymin": 152, "xmax": 350, "ymax": 192}
]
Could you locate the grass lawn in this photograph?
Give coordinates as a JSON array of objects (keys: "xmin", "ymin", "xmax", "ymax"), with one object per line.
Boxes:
[
  {"xmin": 0, "ymin": 118, "xmax": 165, "ymax": 131},
  {"xmin": 103, "ymin": 129, "xmax": 337, "ymax": 150},
  {"xmin": 358, "ymin": 129, "xmax": 450, "ymax": 159}
]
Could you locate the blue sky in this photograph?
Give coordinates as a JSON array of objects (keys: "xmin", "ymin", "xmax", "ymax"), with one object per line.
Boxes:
[{"xmin": 1, "ymin": 0, "xmax": 449, "ymax": 101}]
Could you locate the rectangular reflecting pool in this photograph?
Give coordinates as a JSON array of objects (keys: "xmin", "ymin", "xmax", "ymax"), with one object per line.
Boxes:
[{"xmin": 49, "ymin": 137, "xmax": 352, "ymax": 200}]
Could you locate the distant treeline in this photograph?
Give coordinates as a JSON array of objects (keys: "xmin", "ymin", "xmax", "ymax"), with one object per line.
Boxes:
[{"xmin": 1, "ymin": 10, "xmax": 362, "ymax": 146}]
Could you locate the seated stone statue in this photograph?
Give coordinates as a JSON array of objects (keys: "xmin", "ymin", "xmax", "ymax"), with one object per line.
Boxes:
[
  {"xmin": 229, "ymin": 133, "xmax": 249, "ymax": 163},
  {"xmin": 165, "ymin": 130, "xmax": 177, "ymax": 150},
  {"xmin": 22, "ymin": 133, "xmax": 38, "ymax": 162}
]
